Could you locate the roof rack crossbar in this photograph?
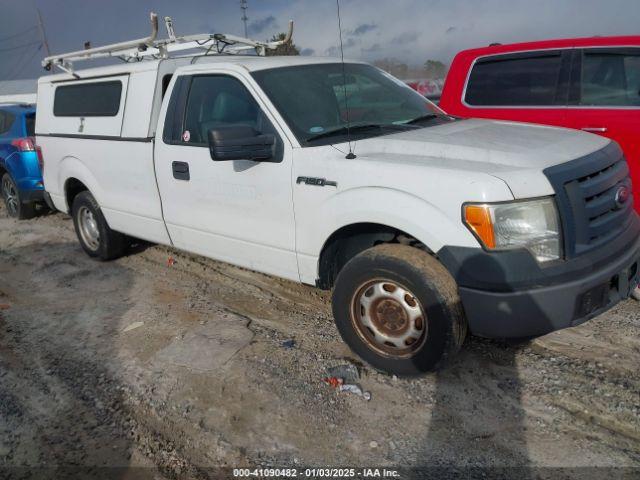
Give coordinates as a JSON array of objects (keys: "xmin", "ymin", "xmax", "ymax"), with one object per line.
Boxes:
[
  {"xmin": 43, "ymin": 12, "xmax": 159, "ymax": 71},
  {"xmin": 42, "ymin": 13, "xmax": 294, "ymax": 73}
]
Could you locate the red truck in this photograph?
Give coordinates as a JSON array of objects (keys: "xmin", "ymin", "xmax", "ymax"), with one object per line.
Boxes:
[{"xmin": 440, "ymin": 35, "xmax": 640, "ymax": 210}]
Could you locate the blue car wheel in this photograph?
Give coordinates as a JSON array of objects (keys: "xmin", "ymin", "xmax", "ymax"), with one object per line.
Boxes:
[{"xmin": 1, "ymin": 173, "xmax": 36, "ymax": 220}]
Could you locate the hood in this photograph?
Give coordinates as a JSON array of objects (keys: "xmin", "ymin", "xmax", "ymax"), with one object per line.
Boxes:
[{"xmin": 352, "ymin": 118, "xmax": 611, "ymax": 198}]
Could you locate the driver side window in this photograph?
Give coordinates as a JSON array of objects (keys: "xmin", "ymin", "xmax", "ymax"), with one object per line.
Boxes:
[{"xmin": 181, "ymin": 75, "xmax": 280, "ymax": 148}]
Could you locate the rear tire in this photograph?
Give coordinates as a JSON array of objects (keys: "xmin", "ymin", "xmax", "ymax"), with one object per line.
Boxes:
[
  {"xmin": 1, "ymin": 173, "xmax": 36, "ymax": 220},
  {"xmin": 71, "ymin": 191, "xmax": 127, "ymax": 260},
  {"xmin": 332, "ymin": 243, "xmax": 467, "ymax": 376}
]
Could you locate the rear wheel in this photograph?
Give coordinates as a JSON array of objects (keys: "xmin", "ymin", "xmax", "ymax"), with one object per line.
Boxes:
[
  {"xmin": 71, "ymin": 191, "xmax": 127, "ymax": 260},
  {"xmin": 1, "ymin": 173, "xmax": 36, "ymax": 220},
  {"xmin": 332, "ymin": 243, "xmax": 467, "ymax": 376}
]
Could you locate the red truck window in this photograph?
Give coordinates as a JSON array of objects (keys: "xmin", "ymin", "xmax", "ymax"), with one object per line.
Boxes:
[
  {"xmin": 465, "ymin": 52, "xmax": 564, "ymax": 107},
  {"xmin": 580, "ymin": 49, "xmax": 640, "ymax": 106}
]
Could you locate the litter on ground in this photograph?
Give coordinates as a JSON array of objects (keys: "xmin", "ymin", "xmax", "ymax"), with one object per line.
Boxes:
[
  {"xmin": 339, "ymin": 383, "xmax": 372, "ymax": 401},
  {"xmin": 123, "ymin": 321, "xmax": 145, "ymax": 333},
  {"xmin": 326, "ymin": 363, "xmax": 360, "ymax": 383}
]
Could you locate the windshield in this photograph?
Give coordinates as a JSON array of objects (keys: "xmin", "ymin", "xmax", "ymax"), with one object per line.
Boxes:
[{"xmin": 251, "ymin": 63, "xmax": 445, "ymax": 146}]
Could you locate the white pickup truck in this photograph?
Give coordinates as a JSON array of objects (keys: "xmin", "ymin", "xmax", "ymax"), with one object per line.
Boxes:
[{"xmin": 36, "ymin": 23, "xmax": 640, "ymax": 375}]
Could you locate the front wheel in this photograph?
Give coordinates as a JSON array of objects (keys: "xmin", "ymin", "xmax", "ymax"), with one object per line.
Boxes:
[
  {"xmin": 332, "ymin": 243, "xmax": 467, "ymax": 376},
  {"xmin": 71, "ymin": 191, "xmax": 127, "ymax": 261},
  {"xmin": 1, "ymin": 173, "xmax": 35, "ymax": 220}
]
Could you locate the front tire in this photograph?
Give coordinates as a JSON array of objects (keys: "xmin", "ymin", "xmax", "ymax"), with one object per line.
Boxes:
[
  {"xmin": 71, "ymin": 191, "xmax": 127, "ymax": 261},
  {"xmin": 332, "ymin": 244, "xmax": 467, "ymax": 376},
  {"xmin": 1, "ymin": 173, "xmax": 35, "ymax": 220}
]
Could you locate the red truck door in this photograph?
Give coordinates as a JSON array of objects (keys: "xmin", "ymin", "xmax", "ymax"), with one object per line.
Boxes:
[
  {"xmin": 445, "ymin": 49, "xmax": 572, "ymax": 127},
  {"xmin": 564, "ymin": 47, "xmax": 640, "ymax": 207}
]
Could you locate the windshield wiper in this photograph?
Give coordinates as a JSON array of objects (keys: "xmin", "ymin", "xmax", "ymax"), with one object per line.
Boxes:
[
  {"xmin": 306, "ymin": 123, "xmax": 411, "ymax": 143},
  {"xmin": 306, "ymin": 124, "xmax": 382, "ymax": 143},
  {"xmin": 405, "ymin": 113, "xmax": 440, "ymax": 125}
]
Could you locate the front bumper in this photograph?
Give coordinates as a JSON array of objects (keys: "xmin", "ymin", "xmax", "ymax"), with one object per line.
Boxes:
[{"xmin": 439, "ymin": 217, "xmax": 640, "ymax": 338}]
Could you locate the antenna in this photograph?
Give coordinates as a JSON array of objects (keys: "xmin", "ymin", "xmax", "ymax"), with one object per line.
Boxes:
[
  {"xmin": 240, "ymin": 0, "xmax": 249, "ymax": 38},
  {"xmin": 336, "ymin": 0, "xmax": 356, "ymax": 159}
]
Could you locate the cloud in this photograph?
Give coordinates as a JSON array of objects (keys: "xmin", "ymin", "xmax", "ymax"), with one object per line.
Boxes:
[
  {"xmin": 391, "ymin": 31, "xmax": 419, "ymax": 45},
  {"xmin": 362, "ymin": 43, "xmax": 382, "ymax": 53},
  {"xmin": 247, "ymin": 15, "xmax": 278, "ymax": 35},
  {"xmin": 5, "ymin": 0, "xmax": 640, "ymax": 80},
  {"xmin": 326, "ymin": 46, "xmax": 338, "ymax": 57},
  {"xmin": 325, "ymin": 37, "xmax": 357, "ymax": 56},
  {"xmin": 351, "ymin": 23, "xmax": 377, "ymax": 36}
]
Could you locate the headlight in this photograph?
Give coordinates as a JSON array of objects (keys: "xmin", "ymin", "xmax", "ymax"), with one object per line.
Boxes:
[{"xmin": 463, "ymin": 198, "xmax": 562, "ymax": 263}]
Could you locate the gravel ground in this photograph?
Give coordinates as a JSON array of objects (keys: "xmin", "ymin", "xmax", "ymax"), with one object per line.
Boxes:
[{"xmin": 0, "ymin": 204, "xmax": 638, "ymax": 479}]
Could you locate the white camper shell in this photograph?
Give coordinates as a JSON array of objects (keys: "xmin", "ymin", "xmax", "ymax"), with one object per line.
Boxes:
[{"xmin": 36, "ymin": 14, "xmax": 640, "ymax": 376}]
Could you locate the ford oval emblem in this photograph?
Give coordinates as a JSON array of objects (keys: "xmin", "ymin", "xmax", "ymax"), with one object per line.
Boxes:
[{"xmin": 615, "ymin": 185, "xmax": 630, "ymax": 209}]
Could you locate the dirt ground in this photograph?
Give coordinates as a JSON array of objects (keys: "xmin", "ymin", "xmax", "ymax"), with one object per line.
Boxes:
[{"xmin": 0, "ymin": 204, "xmax": 638, "ymax": 479}]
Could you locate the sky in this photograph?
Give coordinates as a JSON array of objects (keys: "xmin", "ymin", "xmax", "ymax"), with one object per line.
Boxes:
[{"xmin": 0, "ymin": 0, "xmax": 639, "ymax": 81}]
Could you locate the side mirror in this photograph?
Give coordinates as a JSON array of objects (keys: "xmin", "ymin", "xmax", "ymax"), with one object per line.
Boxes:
[{"xmin": 208, "ymin": 125, "xmax": 275, "ymax": 162}]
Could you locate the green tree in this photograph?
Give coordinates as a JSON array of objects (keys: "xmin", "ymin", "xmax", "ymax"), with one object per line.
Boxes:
[
  {"xmin": 423, "ymin": 59, "xmax": 447, "ymax": 79},
  {"xmin": 266, "ymin": 33, "xmax": 300, "ymax": 56}
]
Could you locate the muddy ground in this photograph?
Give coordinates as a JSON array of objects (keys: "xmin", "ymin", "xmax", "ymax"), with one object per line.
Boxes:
[{"xmin": 0, "ymin": 204, "xmax": 638, "ymax": 479}]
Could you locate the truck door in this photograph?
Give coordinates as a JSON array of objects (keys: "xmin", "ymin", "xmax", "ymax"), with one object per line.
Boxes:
[
  {"xmin": 563, "ymin": 47, "xmax": 640, "ymax": 209},
  {"xmin": 155, "ymin": 73, "xmax": 298, "ymax": 281}
]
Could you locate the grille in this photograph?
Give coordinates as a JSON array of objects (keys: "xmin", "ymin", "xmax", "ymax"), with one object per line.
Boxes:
[{"xmin": 544, "ymin": 142, "xmax": 634, "ymax": 258}]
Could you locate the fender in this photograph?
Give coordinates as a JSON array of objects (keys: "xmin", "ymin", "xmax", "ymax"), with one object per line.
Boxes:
[
  {"xmin": 296, "ymin": 186, "xmax": 481, "ymax": 285},
  {"xmin": 57, "ymin": 155, "xmax": 105, "ymax": 214}
]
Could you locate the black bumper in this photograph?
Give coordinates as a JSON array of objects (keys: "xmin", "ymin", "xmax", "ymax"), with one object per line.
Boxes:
[
  {"xmin": 438, "ymin": 217, "xmax": 640, "ymax": 338},
  {"xmin": 20, "ymin": 189, "xmax": 44, "ymax": 203}
]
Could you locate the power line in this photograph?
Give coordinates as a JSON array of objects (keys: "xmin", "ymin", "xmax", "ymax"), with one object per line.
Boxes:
[
  {"xmin": 36, "ymin": 8, "xmax": 50, "ymax": 57},
  {"xmin": 0, "ymin": 25, "xmax": 38, "ymax": 43},
  {"xmin": 0, "ymin": 40, "xmax": 42, "ymax": 54},
  {"xmin": 3, "ymin": 42, "xmax": 42, "ymax": 81}
]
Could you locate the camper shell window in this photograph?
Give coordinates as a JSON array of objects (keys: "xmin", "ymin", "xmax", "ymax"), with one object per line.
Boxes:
[{"xmin": 54, "ymin": 81, "xmax": 123, "ymax": 117}]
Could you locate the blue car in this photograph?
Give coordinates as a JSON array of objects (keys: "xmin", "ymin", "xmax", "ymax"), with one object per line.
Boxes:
[{"xmin": 0, "ymin": 103, "xmax": 44, "ymax": 219}]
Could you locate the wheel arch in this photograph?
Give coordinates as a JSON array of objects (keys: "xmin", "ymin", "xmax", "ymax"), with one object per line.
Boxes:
[
  {"xmin": 64, "ymin": 177, "xmax": 90, "ymax": 213},
  {"xmin": 57, "ymin": 156, "xmax": 104, "ymax": 214},
  {"xmin": 316, "ymin": 222, "xmax": 432, "ymax": 290}
]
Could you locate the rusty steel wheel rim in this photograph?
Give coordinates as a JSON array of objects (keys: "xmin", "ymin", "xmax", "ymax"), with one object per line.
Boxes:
[{"xmin": 350, "ymin": 279, "xmax": 428, "ymax": 358}]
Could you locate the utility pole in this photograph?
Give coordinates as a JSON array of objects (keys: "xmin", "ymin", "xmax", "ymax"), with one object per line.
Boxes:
[
  {"xmin": 240, "ymin": 0, "xmax": 248, "ymax": 38},
  {"xmin": 36, "ymin": 7, "xmax": 51, "ymax": 57}
]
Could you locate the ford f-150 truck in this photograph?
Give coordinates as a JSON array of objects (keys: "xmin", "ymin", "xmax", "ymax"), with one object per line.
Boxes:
[{"xmin": 35, "ymin": 17, "xmax": 640, "ymax": 375}]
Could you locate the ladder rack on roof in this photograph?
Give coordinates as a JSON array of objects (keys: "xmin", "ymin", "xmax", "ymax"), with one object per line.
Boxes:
[{"xmin": 42, "ymin": 12, "xmax": 294, "ymax": 74}]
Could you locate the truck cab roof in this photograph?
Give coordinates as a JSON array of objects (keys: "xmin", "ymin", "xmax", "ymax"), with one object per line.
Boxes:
[{"xmin": 37, "ymin": 55, "xmax": 362, "ymax": 85}]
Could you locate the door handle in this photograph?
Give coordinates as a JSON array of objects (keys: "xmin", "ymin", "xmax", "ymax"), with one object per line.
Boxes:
[
  {"xmin": 172, "ymin": 161, "xmax": 190, "ymax": 181},
  {"xmin": 581, "ymin": 127, "xmax": 608, "ymax": 133}
]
